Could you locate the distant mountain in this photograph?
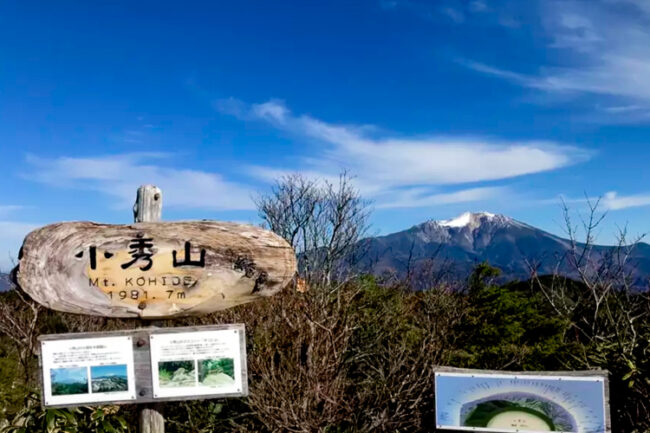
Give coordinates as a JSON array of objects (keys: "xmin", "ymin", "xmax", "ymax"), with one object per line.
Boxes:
[
  {"xmin": 0, "ymin": 273, "xmax": 11, "ymax": 292},
  {"xmin": 92, "ymin": 376, "xmax": 128, "ymax": 393},
  {"xmin": 355, "ymin": 212, "xmax": 650, "ymax": 288}
]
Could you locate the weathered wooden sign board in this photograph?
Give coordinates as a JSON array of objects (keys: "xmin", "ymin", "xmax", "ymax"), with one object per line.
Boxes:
[
  {"xmin": 20, "ymin": 185, "xmax": 295, "ymax": 433},
  {"xmin": 434, "ymin": 367, "xmax": 611, "ymax": 433},
  {"xmin": 39, "ymin": 324, "xmax": 247, "ymax": 408},
  {"xmin": 17, "ymin": 221, "xmax": 296, "ymax": 318}
]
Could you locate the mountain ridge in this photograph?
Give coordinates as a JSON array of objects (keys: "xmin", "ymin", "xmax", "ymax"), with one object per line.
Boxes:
[
  {"xmin": 355, "ymin": 212, "xmax": 650, "ymax": 287},
  {"xmin": 0, "ymin": 273, "xmax": 11, "ymax": 292}
]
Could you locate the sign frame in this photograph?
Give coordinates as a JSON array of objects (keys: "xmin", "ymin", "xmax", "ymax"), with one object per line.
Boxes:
[
  {"xmin": 40, "ymin": 335, "xmax": 137, "ymax": 407},
  {"xmin": 38, "ymin": 324, "xmax": 248, "ymax": 409},
  {"xmin": 434, "ymin": 367, "xmax": 611, "ymax": 433}
]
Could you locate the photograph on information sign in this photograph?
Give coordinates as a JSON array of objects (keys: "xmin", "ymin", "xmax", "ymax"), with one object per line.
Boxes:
[
  {"xmin": 158, "ymin": 361, "xmax": 196, "ymax": 388},
  {"xmin": 50, "ymin": 367, "xmax": 89, "ymax": 396},
  {"xmin": 91, "ymin": 365, "xmax": 129, "ymax": 393},
  {"xmin": 41, "ymin": 336, "xmax": 136, "ymax": 406},
  {"xmin": 150, "ymin": 329, "xmax": 245, "ymax": 399},
  {"xmin": 198, "ymin": 358, "xmax": 235, "ymax": 387}
]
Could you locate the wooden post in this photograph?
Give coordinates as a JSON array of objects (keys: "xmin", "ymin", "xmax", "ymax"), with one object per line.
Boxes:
[
  {"xmin": 135, "ymin": 185, "xmax": 165, "ymax": 433},
  {"xmin": 134, "ymin": 185, "xmax": 162, "ymax": 223}
]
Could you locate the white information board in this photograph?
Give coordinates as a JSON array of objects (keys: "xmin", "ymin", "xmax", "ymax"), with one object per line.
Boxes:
[
  {"xmin": 150, "ymin": 328, "xmax": 245, "ymax": 399},
  {"xmin": 41, "ymin": 336, "xmax": 136, "ymax": 406},
  {"xmin": 435, "ymin": 370, "xmax": 608, "ymax": 433}
]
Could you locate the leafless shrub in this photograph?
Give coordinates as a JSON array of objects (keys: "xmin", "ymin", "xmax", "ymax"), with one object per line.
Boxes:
[
  {"xmin": 187, "ymin": 284, "xmax": 360, "ymax": 432},
  {"xmin": 529, "ymin": 197, "xmax": 650, "ymax": 431},
  {"xmin": 347, "ymin": 285, "xmax": 466, "ymax": 432},
  {"xmin": 255, "ymin": 172, "xmax": 371, "ymax": 286},
  {"xmin": 172, "ymin": 278, "xmax": 465, "ymax": 433},
  {"xmin": 533, "ymin": 198, "xmax": 647, "ymax": 357},
  {"xmin": 0, "ymin": 269, "xmax": 41, "ymax": 383}
]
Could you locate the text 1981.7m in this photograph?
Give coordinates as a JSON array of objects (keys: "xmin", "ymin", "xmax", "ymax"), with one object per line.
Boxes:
[{"xmin": 106, "ymin": 289, "xmax": 187, "ymax": 300}]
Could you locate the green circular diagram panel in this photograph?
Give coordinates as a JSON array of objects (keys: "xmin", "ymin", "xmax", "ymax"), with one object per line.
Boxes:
[
  {"xmin": 461, "ymin": 393, "xmax": 574, "ymax": 430},
  {"xmin": 435, "ymin": 371, "xmax": 607, "ymax": 433}
]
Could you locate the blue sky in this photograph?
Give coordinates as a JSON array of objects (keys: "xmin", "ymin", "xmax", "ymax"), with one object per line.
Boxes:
[
  {"xmin": 91, "ymin": 364, "xmax": 127, "ymax": 379},
  {"xmin": 2, "ymin": 0, "xmax": 650, "ymax": 270},
  {"xmin": 51, "ymin": 367, "xmax": 88, "ymax": 385}
]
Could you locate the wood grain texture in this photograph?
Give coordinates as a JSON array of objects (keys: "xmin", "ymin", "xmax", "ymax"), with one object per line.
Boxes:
[
  {"xmin": 133, "ymin": 185, "xmax": 162, "ymax": 223},
  {"xmin": 140, "ymin": 407, "xmax": 165, "ymax": 433},
  {"xmin": 134, "ymin": 185, "xmax": 166, "ymax": 433},
  {"xmin": 17, "ymin": 221, "xmax": 297, "ymax": 318}
]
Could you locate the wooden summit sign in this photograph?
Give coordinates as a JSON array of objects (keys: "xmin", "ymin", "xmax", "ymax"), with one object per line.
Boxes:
[{"xmin": 17, "ymin": 221, "xmax": 297, "ymax": 318}]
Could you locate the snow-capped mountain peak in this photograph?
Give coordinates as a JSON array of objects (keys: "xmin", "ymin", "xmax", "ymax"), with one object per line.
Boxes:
[
  {"xmin": 438, "ymin": 211, "xmax": 499, "ymax": 228},
  {"xmin": 355, "ymin": 212, "xmax": 650, "ymax": 288}
]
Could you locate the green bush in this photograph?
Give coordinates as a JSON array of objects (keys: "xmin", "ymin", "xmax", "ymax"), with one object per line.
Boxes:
[
  {"xmin": 0, "ymin": 393, "xmax": 129, "ymax": 433},
  {"xmin": 456, "ymin": 263, "xmax": 571, "ymax": 370},
  {"xmin": 1, "ymin": 265, "xmax": 648, "ymax": 432}
]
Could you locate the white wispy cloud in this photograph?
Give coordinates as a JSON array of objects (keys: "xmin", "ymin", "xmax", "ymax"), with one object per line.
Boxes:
[
  {"xmin": 602, "ymin": 191, "xmax": 650, "ymax": 211},
  {"xmin": 441, "ymin": 6, "xmax": 465, "ymax": 23},
  {"xmin": 217, "ymin": 98, "xmax": 590, "ymax": 208},
  {"xmin": 0, "ymin": 207, "xmax": 34, "ymax": 271},
  {"xmin": 26, "ymin": 153, "xmax": 255, "ymax": 211},
  {"xmin": 600, "ymin": 105, "xmax": 645, "ymax": 114},
  {"xmin": 375, "ymin": 186, "xmax": 508, "ymax": 209},
  {"xmin": 552, "ymin": 190, "xmax": 650, "ymax": 212},
  {"xmin": 382, "ymin": 0, "xmax": 498, "ymax": 23},
  {"xmin": 461, "ymin": 0, "xmax": 650, "ymax": 120},
  {"xmin": 468, "ymin": 0, "xmax": 488, "ymax": 13},
  {"xmin": 0, "ymin": 221, "xmax": 39, "ymax": 272},
  {"xmin": 0, "ymin": 205, "xmax": 24, "ymax": 217}
]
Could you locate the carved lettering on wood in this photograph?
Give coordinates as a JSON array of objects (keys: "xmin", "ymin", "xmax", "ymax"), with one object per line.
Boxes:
[{"xmin": 17, "ymin": 221, "xmax": 297, "ymax": 318}]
